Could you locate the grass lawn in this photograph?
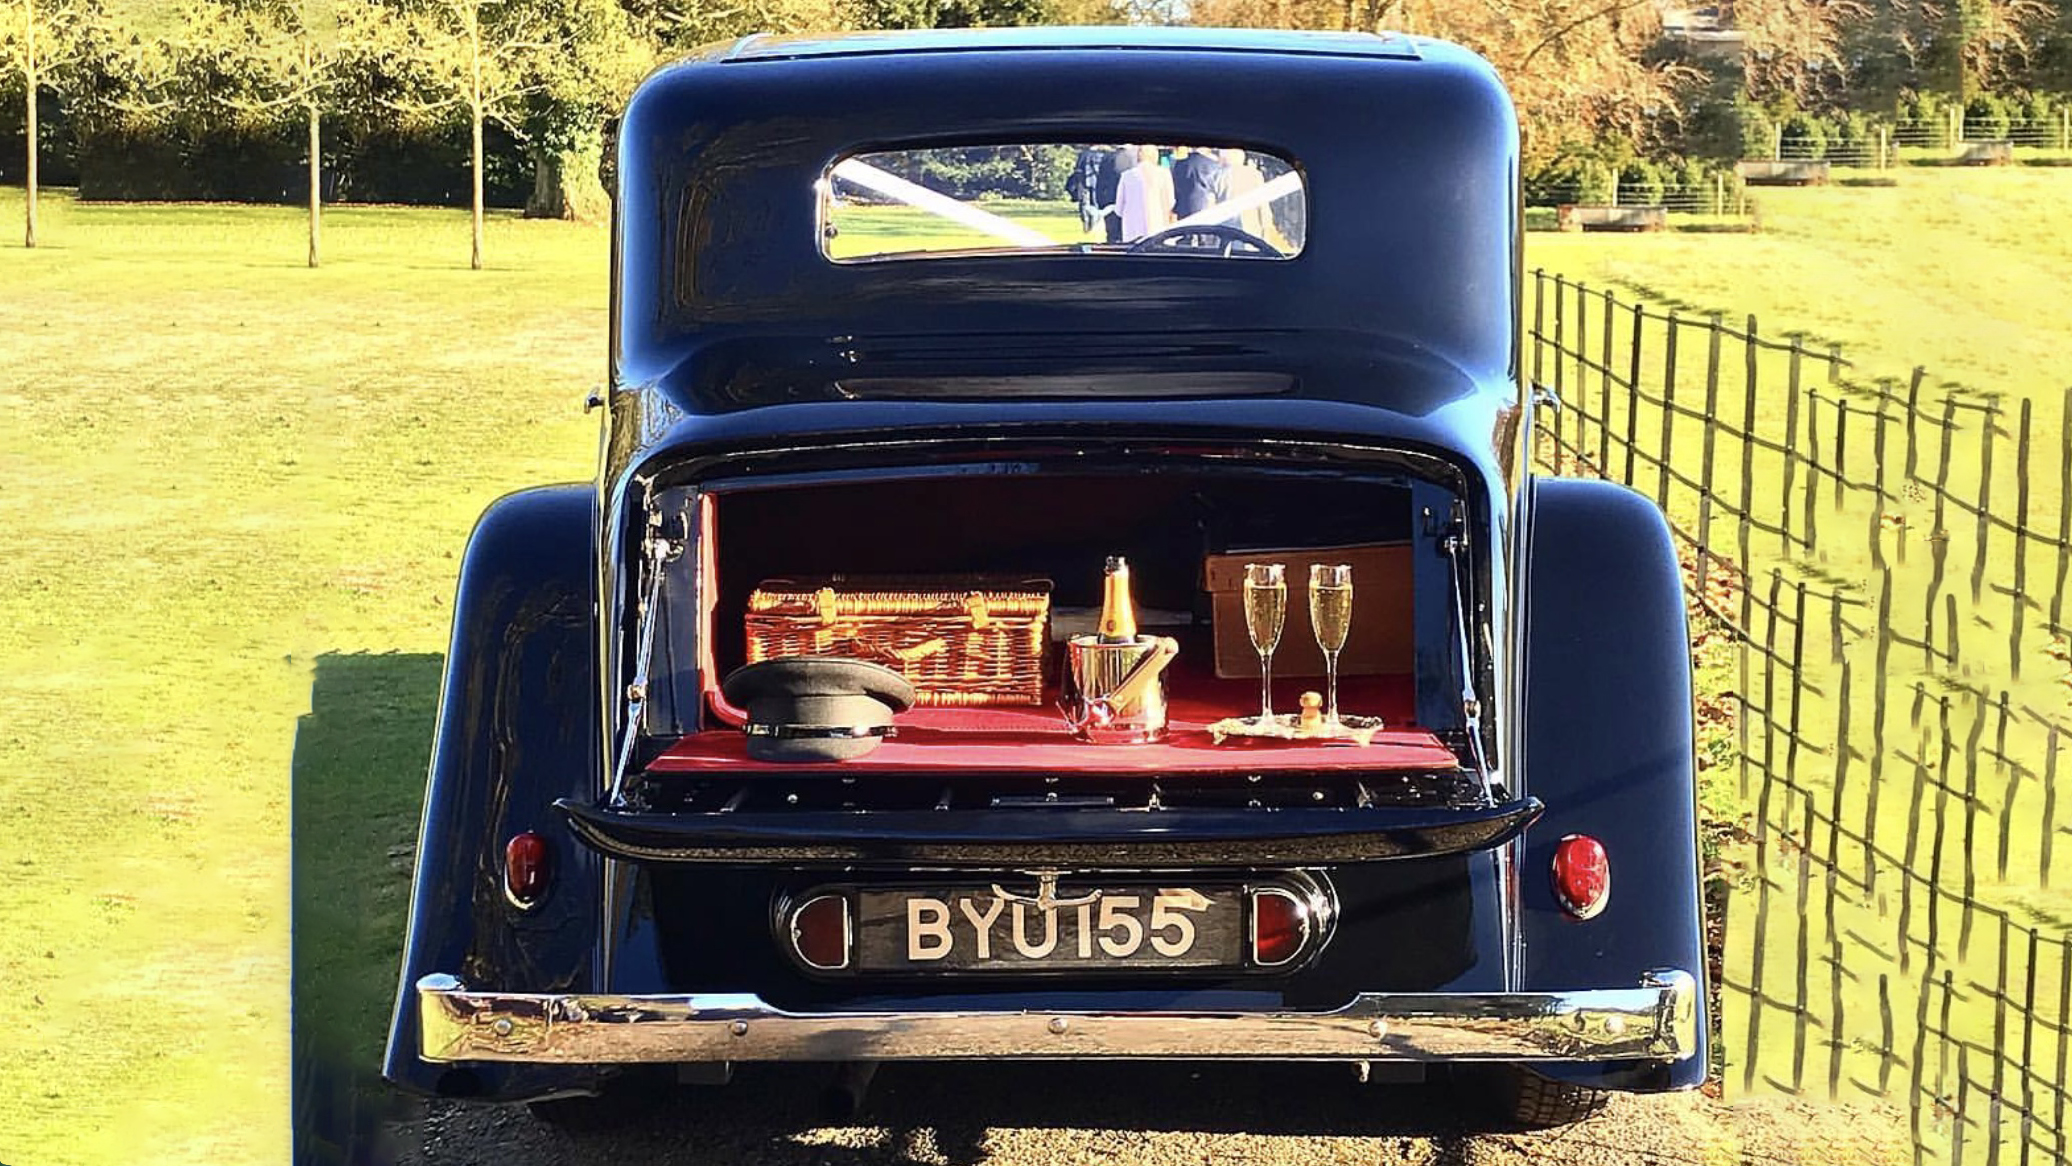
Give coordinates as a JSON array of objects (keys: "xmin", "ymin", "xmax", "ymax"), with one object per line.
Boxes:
[
  {"xmin": 828, "ymin": 199, "xmax": 1092, "ymax": 257},
  {"xmin": 1531, "ymin": 169, "xmax": 2072, "ymax": 1134},
  {"xmin": 1526, "ymin": 166, "xmax": 2072, "ymax": 438},
  {"xmin": 0, "ymin": 167, "xmax": 2062, "ymax": 1164},
  {"xmin": 0, "ymin": 190, "xmax": 602, "ymax": 1166}
]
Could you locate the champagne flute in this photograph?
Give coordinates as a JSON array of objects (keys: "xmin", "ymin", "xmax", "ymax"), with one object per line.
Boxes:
[
  {"xmin": 1242, "ymin": 563, "xmax": 1287, "ymax": 727},
  {"xmin": 1309, "ymin": 563, "xmax": 1353, "ymax": 729}
]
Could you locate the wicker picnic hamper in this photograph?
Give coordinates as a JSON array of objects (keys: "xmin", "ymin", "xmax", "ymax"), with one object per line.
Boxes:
[{"xmin": 744, "ymin": 576, "xmax": 1053, "ymax": 707}]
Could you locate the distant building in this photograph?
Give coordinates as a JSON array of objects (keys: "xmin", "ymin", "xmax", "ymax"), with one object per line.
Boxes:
[{"xmin": 1658, "ymin": 3, "xmax": 1747, "ymax": 62}]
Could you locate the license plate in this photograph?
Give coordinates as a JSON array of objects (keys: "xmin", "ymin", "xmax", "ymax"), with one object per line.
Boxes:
[{"xmin": 854, "ymin": 885, "xmax": 1244, "ymax": 971}]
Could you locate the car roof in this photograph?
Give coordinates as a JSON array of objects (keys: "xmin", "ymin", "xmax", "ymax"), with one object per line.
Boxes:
[
  {"xmin": 615, "ymin": 31, "xmax": 1520, "ymax": 430},
  {"xmin": 703, "ymin": 27, "xmax": 1424, "ymax": 64}
]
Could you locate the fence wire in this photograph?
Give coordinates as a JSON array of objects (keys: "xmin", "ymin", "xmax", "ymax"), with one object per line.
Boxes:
[{"xmin": 1529, "ymin": 270, "xmax": 2072, "ymax": 1164}]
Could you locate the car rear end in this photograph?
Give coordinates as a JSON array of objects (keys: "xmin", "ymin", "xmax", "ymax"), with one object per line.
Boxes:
[
  {"xmin": 403, "ymin": 430, "xmax": 1698, "ymax": 1102},
  {"xmin": 383, "ymin": 28, "xmax": 1707, "ymax": 1122}
]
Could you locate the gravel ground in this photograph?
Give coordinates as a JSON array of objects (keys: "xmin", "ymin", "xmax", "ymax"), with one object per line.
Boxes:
[{"xmin": 387, "ymin": 1063, "xmax": 1912, "ymax": 1166}]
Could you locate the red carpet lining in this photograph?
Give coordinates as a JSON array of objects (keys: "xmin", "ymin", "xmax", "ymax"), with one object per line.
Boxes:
[{"xmin": 652, "ymin": 673, "xmax": 1459, "ymax": 774}]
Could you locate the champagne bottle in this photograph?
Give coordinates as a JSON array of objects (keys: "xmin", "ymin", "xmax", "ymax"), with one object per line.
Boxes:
[{"xmin": 1097, "ymin": 556, "xmax": 1139, "ymax": 643}]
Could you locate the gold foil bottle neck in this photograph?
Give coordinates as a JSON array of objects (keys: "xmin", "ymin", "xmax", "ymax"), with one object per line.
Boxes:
[{"xmin": 1098, "ymin": 557, "xmax": 1138, "ymax": 644}]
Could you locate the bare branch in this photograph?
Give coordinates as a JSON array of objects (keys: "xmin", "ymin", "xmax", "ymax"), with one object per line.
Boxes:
[
  {"xmin": 1520, "ymin": 0, "xmax": 1663, "ymax": 70},
  {"xmin": 220, "ymin": 91, "xmax": 304, "ymax": 112},
  {"xmin": 377, "ymin": 92, "xmax": 467, "ymax": 114}
]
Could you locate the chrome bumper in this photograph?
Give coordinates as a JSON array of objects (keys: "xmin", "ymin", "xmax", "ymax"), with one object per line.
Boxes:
[{"xmin": 416, "ymin": 969, "xmax": 1698, "ymax": 1064}]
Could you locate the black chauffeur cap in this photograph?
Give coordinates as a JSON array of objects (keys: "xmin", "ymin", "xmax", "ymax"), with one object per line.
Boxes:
[{"xmin": 721, "ymin": 657, "xmax": 917, "ymax": 762}]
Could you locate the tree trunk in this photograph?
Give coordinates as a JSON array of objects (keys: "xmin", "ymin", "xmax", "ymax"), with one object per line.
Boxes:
[
  {"xmin": 470, "ymin": 109, "xmax": 484, "ymax": 270},
  {"xmin": 24, "ymin": 64, "xmax": 38, "ymax": 249},
  {"xmin": 306, "ymin": 101, "xmax": 321, "ymax": 269},
  {"xmin": 523, "ymin": 130, "xmax": 610, "ymax": 225},
  {"xmin": 525, "ymin": 145, "xmax": 564, "ymax": 220},
  {"xmin": 467, "ymin": 4, "xmax": 485, "ymax": 271}
]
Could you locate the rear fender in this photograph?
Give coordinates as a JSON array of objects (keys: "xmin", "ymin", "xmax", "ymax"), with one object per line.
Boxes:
[
  {"xmin": 1514, "ymin": 477, "xmax": 1709, "ymax": 1091},
  {"xmin": 381, "ymin": 486, "xmax": 611, "ymax": 1102}
]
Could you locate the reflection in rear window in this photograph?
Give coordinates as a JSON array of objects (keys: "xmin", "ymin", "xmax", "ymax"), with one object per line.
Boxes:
[{"xmin": 820, "ymin": 143, "xmax": 1307, "ymax": 263}]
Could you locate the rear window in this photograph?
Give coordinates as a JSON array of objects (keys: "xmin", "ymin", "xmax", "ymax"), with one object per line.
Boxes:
[{"xmin": 820, "ymin": 143, "xmax": 1308, "ymax": 263}]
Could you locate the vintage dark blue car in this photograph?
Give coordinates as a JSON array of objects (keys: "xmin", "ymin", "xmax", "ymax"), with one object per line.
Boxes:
[{"xmin": 384, "ymin": 26, "xmax": 1706, "ymax": 1130}]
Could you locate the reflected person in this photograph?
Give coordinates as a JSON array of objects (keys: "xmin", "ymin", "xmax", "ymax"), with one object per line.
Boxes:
[
  {"xmin": 1115, "ymin": 144, "xmax": 1174, "ymax": 243},
  {"xmin": 1068, "ymin": 145, "xmax": 1108, "ymax": 236},
  {"xmin": 1097, "ymin": 144, "xmax": 1134, "ymax": 243},
  {"xmin": 1221, "ymin": 147, "xmax": 1270, "ymax": 239},
  {"xmin": 1172, "ymin": 146, "xmax": 1228, "ymax": 221}
]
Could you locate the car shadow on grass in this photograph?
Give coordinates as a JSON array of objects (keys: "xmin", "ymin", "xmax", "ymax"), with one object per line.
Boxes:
[{"xmin": 292, "ymin": 651, "xmax": 445, "ymax": 1166}]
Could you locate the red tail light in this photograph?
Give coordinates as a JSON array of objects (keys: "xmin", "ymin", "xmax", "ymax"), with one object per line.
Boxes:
[
  {"xmin": 1551, "ymin": 834, "xmax": 1611, "ymax": 919},
  {"xmin": 790, "ymin": 894, "xmax": 852, "ymax": 970},
  {"xmin": 504, "ymin": 832, "xmax": 550, "ymax": 908},
  {"xmin": 1250, "ymin": 888, "xmax": 1310, "ymax": 967}
]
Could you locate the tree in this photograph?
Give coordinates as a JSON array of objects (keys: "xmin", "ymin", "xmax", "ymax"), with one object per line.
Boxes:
[
  {"xmin": 3, "ymin": 0, "xmax": 188, "ymax": 245},
  {"xmin": 1949, "ymin": 0, "xmax": 2056, "ymax": 98},
  {"xmin": 1731, "ymin": 0, "xmax": 1872, "ymax": 110},
  {"xmin": 1837, "ymin": 0, "xmax": 1950, "ymax": 110},
  {"xmin": 1, "ymin": 0, "xmax": 85, "ymax": 246},
  {"xmin": 2025, "ymin": 1, "xmax": 2072, "ymax": 94},
  {"xmin": 843, "ymin": 0, "xmax": 1052, "ymax": 27},
  {"xmin": 1822, "ymin": 0, "xmax": 2056, "ymax": 107},
  {"xmin": 381, "ymin": 0, "xmax": 640, "ymax": 266},
  {"xmin": 1186, "ymin": 0, "xmax": 1698, "ymax": 169},
  {"xmin": 381, "ymin": 0, "xmax": 547, "ymax": 270},
  {"xmin": 195, "ymin": 0, "xmax": 367, "ymax": 266},
  {"xmin": 512, "ymin": 0, "xmax": 644, "ymax": 223}
]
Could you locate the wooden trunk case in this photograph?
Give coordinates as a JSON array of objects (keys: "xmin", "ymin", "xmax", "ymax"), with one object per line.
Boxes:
[{"xmin": 745, "ymin": 576, "xmax": 1052, "ymax": 706}]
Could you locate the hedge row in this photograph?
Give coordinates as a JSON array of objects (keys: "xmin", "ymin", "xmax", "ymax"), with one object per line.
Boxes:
[
  {"xmin": 1779, "ymin": 90, "xmax": 2072, "ymax": 151},
  {"xmin": 1523, "ymin": 153, "xmax": 1744, "ymax": 208},
  {"xmin": 0, "ymin": 99, "xmax": 534, "ymax": 206}
]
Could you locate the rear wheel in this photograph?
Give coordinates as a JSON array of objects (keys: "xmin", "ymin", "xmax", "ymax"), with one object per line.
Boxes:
[{"xmin": 1457, "ymin": 1064, "xmax": 1610, "ymax": 1130}]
